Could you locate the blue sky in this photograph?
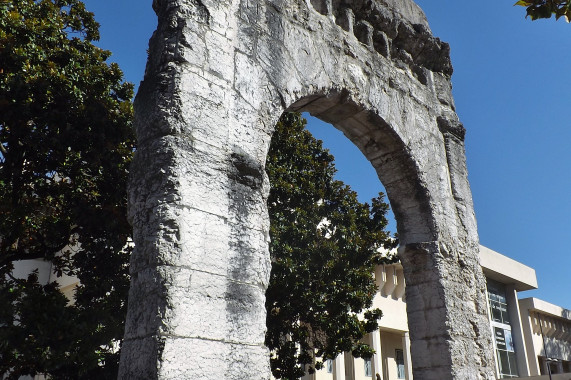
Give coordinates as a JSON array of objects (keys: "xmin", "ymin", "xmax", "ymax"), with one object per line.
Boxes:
[{"xmin": 83, "ymin": 0, "xmax": 569, "ymax": 308}]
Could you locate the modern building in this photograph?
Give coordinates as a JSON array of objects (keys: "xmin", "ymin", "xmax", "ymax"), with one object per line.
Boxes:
[
  {"xmin": 480, "ymin": 245, "xmax": 538, "ymax": 379},
  {"xmin": 12, "ymin": 258, "xmax": 78, "ymax": 302},
  {"xmin": 11, "ymin": 246, "xmax": 571, "ymax": 380},
  {"xmin": 303, "ymin": 245, "xmax": 571, "ymax": 380},
  {"xmin": 519, "ymin": 297, "xmax": 571, "ymax": 377}
]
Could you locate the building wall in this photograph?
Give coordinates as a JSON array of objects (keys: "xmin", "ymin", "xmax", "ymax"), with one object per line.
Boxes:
[
  {"xmin": 519, "ymin": 298, "xmax": 571, "ymax": 377},
  {"xmin": 314, "ymin": 363, "xmax": 334, "ymax": 380},
  {"xmin": 379, "ymin": 331, "xmax": 405, "ymax": 380},
  {"xmin": 353, "ymin": 334, "xmax": 373, "ymax": 380},
  {"xmin": 308, "ymin": 262, "xmax": 411, "ymax": 380},
  {"xmin": 12, "ymin": 259, "xmax": 79, "ymax": 304},
  {"xmin": 373, "ymin": 265, "xmax": 408, "ymax": 333}
]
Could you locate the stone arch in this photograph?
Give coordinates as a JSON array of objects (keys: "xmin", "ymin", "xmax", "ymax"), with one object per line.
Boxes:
[
  {"xmin": 283, "ymin": 93, "xmax": 435, "ymax": 244},
  {"xmin": 119, "ymin": 0, "xmax": 496, "ymax": 379}
]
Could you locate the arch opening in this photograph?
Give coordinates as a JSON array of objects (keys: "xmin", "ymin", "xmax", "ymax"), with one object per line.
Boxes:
[
  {"xmin": 261, "ymin": 94, "xmax": 439, "ymax": 379},
  {"xmin": 278, "ymin": 94, "xmax": 438, "ymax": 245},
  {"xmin": 264, "ymin": 110, "xmax": 400, "ymax": 378}
]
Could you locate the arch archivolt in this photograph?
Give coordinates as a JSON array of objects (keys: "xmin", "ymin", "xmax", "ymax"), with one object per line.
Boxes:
[
  {"xmin": 119, "ymin": 0, "xmax": 496, "ymax": 379},
  {"xmin": 231, "ymin": 0, "xmax": 465, "ymax": 242}
]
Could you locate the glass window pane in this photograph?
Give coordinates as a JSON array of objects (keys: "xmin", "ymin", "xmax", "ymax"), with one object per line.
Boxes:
[
  {"xmin": 494, "ymin": 327, "xmax": 519, "ymax": 378},
  {"xmin": 326, "ymin": 359, "xmax": 333, "ymax": 373},
  {"xmin": 396, "ymin": 349, "xmax": 405, "ymax": 379},
  {"xmin": 491, "ymin": 302, "xmax": 503, "ymax": 323},
  {"xmin": 494, "ymin": 327, "xmax": 506, "ymax": 350},
  {"xmin": 364, "ymin": 357, "xmax": 372, "ymax": 377},
  {"xmin": 504, "ymin": 330, "xmax": 515, "ymax": 352},
  {"xmin": 487, "ymin": 278, "xmax": 511, "ymax": 325},
  {"xmin": 497, "ymin": 350, "xmax": 510, "ymax": 376}
]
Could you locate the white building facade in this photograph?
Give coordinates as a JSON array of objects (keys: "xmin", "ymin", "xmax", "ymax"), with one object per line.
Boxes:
[
  {"xmin": 303, "ymin": 246, "xmax": 570, "ymax": 380},
  {"xmin": 519, "ymin": 297, "xmax": 571, "ymax": 377}
]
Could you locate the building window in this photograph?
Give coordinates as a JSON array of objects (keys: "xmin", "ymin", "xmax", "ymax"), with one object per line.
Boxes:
[
  {"xmin": 326, "ymin": 359, "xmax": 333, "ymax": 373},
  {"xmin": 548, "ymin": 361, "xmax": 560, "ymax": 374},
  {"xmin": 487, "ymin": 279, "xmax": 519, "ymax": 379},
  {"xmin": 395, "ymin": 349, "xmax": 405, "ymax": 379},
  {"xmin": 364, "ymin": 357, "xmax": 372, "ymax": 377},
  {"xmin": 494, "ymin": 327, "xmax": 518, "ymax": 378},
  {"xmin": 487, "ymin": 279, "xmax": 510, "ymax": 325},
  {"xmin": 540, "ymin": 357, "xmax": 563, "ymax": 375}
]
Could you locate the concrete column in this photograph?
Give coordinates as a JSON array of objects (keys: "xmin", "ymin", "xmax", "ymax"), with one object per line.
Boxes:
[
  {"xmin": 506, "ymin": 284, "xmax": 530, "ymax": 376},
  {"xmin": 302, "ymin": 366, "xmax": 314, "ymax": 380},
  {"xmin": 335, "ymin": 353, "xmax": 346, "ymax": 380},
  {"xmin": 402, "ymin": 332, "xmax": 414, "ymax": 380},
  {"xmin": 344, "ymin": 352, "xmax": 355, "ymax": 380},
  {"xmin": 372, "ymin": 330, "xmax": 384, "ymax": 379},
  {"xmin": 521, "ymin": 309, "xmax": 541, "ymax": 375}
]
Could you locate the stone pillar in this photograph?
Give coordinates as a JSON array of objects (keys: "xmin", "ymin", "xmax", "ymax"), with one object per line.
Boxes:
[
  {"xmin": 117, "ymin": 1, "xmax": 271, "ymax": 379},
  {"xmin": 391, "ymin": 116, "xmax": 495, "ymax": 380},
  {"xmin": 372, "ymin": 330, "xmax": 384, "ymax": 379},
  {"xmin": 400, "ymin": 242, "xmax": 495, "ymax": 380},
  {"xmin": 402, "ymin": 332, "xmax": 413, "ymax": 380},
  {"xmin": 119, "ymin": 128, "xmax": 272, "ymax": 380},
  {"xmin": 334, "ymin": 353, "xmax": 346, "ymax": 380}
]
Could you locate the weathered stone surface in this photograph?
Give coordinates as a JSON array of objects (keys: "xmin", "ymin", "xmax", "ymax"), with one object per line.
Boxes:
[
  {"xmin": 120, "ymin": 336, "xmax": 270, "ymax": 379},
  {"xmin": 119, "ymin": 0, "xmax": 496, "ymax": 378}
]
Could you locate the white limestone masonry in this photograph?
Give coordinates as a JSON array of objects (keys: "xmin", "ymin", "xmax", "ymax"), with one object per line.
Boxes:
[{"xmin": 118, "ymin": 0, "xmax": 496, "ymax": 378}]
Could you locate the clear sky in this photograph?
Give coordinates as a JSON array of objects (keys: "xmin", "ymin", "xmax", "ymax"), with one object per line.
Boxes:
[{"xmin": 82, "ymin": 0, "xmax": 570, "ymax": 308}]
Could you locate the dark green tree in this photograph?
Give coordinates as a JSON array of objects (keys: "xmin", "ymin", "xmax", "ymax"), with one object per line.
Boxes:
[
  {"xmin": 265, "ymin": 112, "xmax": 397, "ymax": 379},
  {"xmin": 0, "ymin": 0, "xmax": 134, "ymax": 378},
  {"xmin": 515, "ymin": 0, "xmax": 571, "ymax": 21}
]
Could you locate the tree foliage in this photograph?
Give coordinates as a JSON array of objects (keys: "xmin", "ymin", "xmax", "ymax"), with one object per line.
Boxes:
[
  {"xmin": 265, "ymin": 113, "xmax": 397, "ymax": 379},
  {"xmin": 0, "ymin": 0, "xmax": 134, "ymax": 378},
  {"xmin": 515, "ymin": 0, "xmax": 571, "ymax": 21}
]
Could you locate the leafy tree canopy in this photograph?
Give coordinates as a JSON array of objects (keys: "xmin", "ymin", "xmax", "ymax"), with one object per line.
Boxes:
[
  {"xmin": 515, "ymin": 0, "xmax": 571, "ymax": 21},
  {"xmin": 265, "ymin": 112, "xmax": 397, "ymax": 379},
  {"xmin": 0, "ymin": 0, "xmax": 134, "ymax": 378}
]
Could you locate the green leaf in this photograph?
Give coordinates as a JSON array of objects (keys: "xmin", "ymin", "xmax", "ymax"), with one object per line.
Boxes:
[{"xmin": 514, "ymin": 0, "xmax": 532, "ymax": 6}]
